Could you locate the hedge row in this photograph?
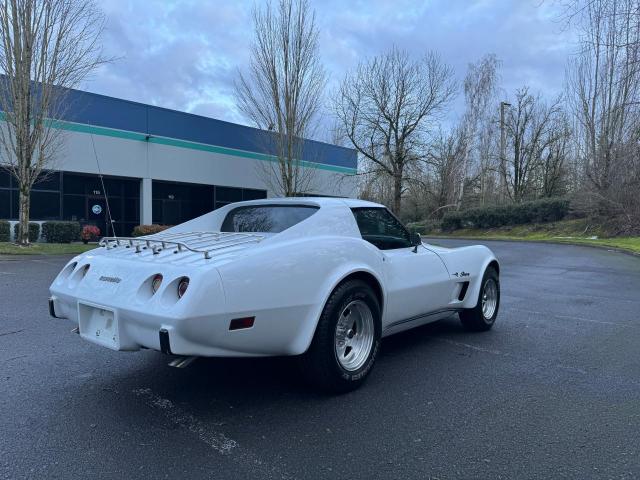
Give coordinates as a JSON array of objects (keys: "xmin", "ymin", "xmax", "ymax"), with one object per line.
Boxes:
[
  {"xmin": 2, "ymin": 221, "xmax": 173, "ymax": 243},
  {"xmin": 441, "ymin": 197, "xmax": 570, "ymax": 232},
  {"xmin": 13, "ymin": 222, "xmax": 41, "ymax": 243},
  {"xmin": 41, "ymin": 221, "xmax": 82, "ymax": 243},
  {"xmin": 406, "ymin": 219, "xmax": 441, "ymax": 235},
  {"xmin": 0, "ymin": 220, "xmax": 9, "ymax": 242},
  {"xmin": 132, "ymin": 224, "xmax": 171, "ymax": 237}
]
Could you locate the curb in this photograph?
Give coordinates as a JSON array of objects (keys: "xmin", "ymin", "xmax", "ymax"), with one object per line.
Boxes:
[{"xmin": 423, "ymin": 235, "xmax": 640, "ymax": 258}]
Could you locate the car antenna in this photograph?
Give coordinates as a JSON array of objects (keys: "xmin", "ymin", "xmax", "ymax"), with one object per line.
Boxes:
[{"xmin": 89, "ymin": 127, "xmax": 117, "ymax": 240}]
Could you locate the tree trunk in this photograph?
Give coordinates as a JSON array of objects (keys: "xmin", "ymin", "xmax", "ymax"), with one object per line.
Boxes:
[
  {"xmin": 392, "ymin": 173, "xmax": 402, "ymax": 215},
  {"xmin": 18, "ymin": 187, "xmax": 30, "ymax": 246}
]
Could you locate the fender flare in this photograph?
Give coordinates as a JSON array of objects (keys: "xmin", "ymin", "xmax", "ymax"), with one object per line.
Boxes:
[
  {"xmin": 293, "ymin": 265, "xmax": 386, "ymax": 355},
  {"xmin": 463, "ymin": 256, "xmax": 500, "ymax": 309}
]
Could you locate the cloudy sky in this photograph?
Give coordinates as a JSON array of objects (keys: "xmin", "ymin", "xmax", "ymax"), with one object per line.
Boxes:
[{"xmin": 91, "ymin": 0, "xmax": 577, "ymax": 140}]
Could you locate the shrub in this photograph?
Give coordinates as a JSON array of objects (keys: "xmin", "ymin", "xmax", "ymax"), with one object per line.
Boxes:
[
  {"xmin": 81, "ymin": 225, "xmax": 101, "ymax": 242},
  {"xmin": 132, "ymin": 224, "xmax": 171, "ymax": 237},
  {"xmin": 407, "ymin": 219, "xmax": 442, "ymax": 235},
  {"xmin": 440, "ymin": 197, "xmax": 570, "ymax": 231},
  {"xmin": 0, "ymin": 220, "xmax": 9, "ymax": 242},
  {"xmin": 42, "ymin": 221, "xmax": 81, "ymax": 243},
  {"xmin": 441, "ymin": 212, "xmax": 463, "ymax": 232},
  {"xmin": 13, "ymin": 222, "xmax": 41, "ymax": 243}
]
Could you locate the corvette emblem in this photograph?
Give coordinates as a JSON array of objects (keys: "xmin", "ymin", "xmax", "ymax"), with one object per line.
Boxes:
[{"xmin": 99, "ymin": 276, "xmax": 121, "ymax": 283}]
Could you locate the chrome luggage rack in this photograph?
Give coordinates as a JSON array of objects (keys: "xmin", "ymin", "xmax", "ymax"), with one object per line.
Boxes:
[{"xmin": 98, "ymin": 231, "xmax": 265, "ymax": 260}]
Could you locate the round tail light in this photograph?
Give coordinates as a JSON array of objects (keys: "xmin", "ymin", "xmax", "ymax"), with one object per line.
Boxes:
[
  {"xmin": 151, "ymin": 274, "xmax": 163, "ymax": 294},
  {"xmin": 177, "ymin": 277, "xmax": 189, "ymax": 298}
]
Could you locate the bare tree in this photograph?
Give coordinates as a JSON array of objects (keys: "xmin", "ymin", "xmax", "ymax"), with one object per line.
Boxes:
[
  {"xmin": 422, "ymin": 127, "xmax": 467, "ymax": 217},
  {"xmin": 409, "ymin": 54, "xmax": 500, "ymax": 217},
  {"xmin": 539, "ymin": 111, "xmax": 572, "ymax": 197},
  {"xmin": 333, "ymin": 47, "xmax": 456, "ymax": 214},
  {"xmin": 358, "ymin": 158, "xmax": 395, "ymax": 207},
  {"xmin": 500, "ymin": 88, "xmax": 566, "ymax": 202},
  {"xmin": 235, "ymin": 0, "xmax": 326, "ymax": 197},
  {"xmin": 474, "ymin": 116, "xmax": 501, "ymax": 206},
  {"xmin": 416, "ymin": 55, "xmax": 501, "ymax": 215},
  {"xmin": 0, "ymin": 0, "xmax": 106, "ymax": 245},
  {"xmin": 565, "ymin": 0, "xmax": 640, "ymax": 223},
  {"xmin": 455, "ymin": 54, "xmax": 501, "ymax": 207}
]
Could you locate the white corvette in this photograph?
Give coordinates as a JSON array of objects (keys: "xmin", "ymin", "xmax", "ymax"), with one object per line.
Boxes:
[{"xmin": 49, "ymin": 198, "xmax": 500, "ymax": 391}]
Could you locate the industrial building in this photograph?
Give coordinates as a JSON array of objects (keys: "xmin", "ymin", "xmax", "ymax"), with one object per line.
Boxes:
[{"xmin": 0, "ymin": 88, "xmax": 357, "ymax": 237}]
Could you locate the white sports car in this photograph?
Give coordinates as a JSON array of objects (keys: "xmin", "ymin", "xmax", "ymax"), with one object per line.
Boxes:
[{"xmin": 49, "ymin": 197, "xmax": 500, "ymax": 391}]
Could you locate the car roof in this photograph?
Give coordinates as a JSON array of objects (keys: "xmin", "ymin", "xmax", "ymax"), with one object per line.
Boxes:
[{"xmin": 230, "ymin": 197, "xmax": 385, "ymax": 209}]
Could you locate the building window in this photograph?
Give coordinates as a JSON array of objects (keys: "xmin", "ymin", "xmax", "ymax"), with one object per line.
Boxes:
[
  {"xmin": 152, "ymin": 180, "xmax": 266, "ymax": 226},
  {"xmin": 0, "ymin": 189, "xmax": 9, "ymax": 218},
  {"xmin": 152, "ymin": 180, "xmax": 214, "ymax": 226},
  {"xmin": 33, "ymin": 173, "xmax": 61, "ymax": 191},
  {"xmin": 61, "ymin": 172, "xmax": 140, "ymax": 237},
  {"xmin": 242, "ymin": 188, "xmax": 267, "ymax": 201},
  {"xmin": 0, "ymin": 170, "xmax": 269, "ymax": 236},
  {"xmin": 0, "ymin": 170, "xmax": 62, "ymax": 221},
  {"xmin": 10, "ymin": 190, "xmax": 18, "ymax": 218},
  {"xmin": 0, "ymin": 169, "xmax": 10, "ymax": 188},
  {"xmin": 31, "ymin": 191, "xmax": 61, "ymax": 220},
  {"xmin": 214, "ymin": 185, "xmax": 266, "ymax": 210}
]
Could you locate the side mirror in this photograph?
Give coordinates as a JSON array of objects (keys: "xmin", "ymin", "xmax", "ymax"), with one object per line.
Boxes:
[{"xmin": 410, "ymin": 232, "xmax": 421, "ymax": 252}]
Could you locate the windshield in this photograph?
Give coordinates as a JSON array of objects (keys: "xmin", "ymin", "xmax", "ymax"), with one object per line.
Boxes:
[{"xmin": 220, "ymin": 205, "xmax": 319, "ymax": 233}]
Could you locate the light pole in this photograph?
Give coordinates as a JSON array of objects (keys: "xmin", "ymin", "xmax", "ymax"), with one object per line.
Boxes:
[
  {"xmin": 499, "ymin": 101, "xmax": 511, "ymax": 201},
  {"xmin": 500, "ymin": 101, "xmax": 511, "ymax": 166}
]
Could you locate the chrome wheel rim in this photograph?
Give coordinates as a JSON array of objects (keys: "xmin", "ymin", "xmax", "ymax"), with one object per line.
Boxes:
[
  {"xmin": 335, "ymin": 300, "xmax": 375, "ymax": 372},
  {"xmin": 481, "ymin": 278, "xmax": 498, "ymax": 320}
]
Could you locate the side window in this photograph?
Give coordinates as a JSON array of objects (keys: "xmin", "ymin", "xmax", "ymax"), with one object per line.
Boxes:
[{"xmin": 351, "ymin": 207, "xmax": 412, "ymax": 250}]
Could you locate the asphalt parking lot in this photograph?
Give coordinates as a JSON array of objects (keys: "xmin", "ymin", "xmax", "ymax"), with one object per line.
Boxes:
[{"xmin": 1, "ymin": 239, "xmax": 639, "ymax": 479}]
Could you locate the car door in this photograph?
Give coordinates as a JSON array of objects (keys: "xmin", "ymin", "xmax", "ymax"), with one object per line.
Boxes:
[{"xmin": 351, "ymin": 208, "xmax": 453, "ymax": 327}]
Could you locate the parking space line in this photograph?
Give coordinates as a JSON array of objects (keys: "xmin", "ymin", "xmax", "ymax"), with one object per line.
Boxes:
[
  {"xmin": 133, "ymin": 387, "xmax": 238, "ymax": 454},
  {"xmin": 427, "ymin": 336, "xmax": 588, "ymax": 375},
  {"xmin": 133, "ymin": 387, "xmax": 296, "ymax": 479},
  {"xmin": 0, "ymin": 329, "xmax": 25, "ymax": 337},
  {"xmin": 505, "ymin": 307, "xmax": 630, "ymax": 327},
  {"xmin": 503, "ymin": 291, "xmax": 640, "ymax": 306}
]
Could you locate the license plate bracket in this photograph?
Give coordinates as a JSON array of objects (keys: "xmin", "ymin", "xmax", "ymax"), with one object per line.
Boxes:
[{"xmin": 78, "ymin": 302, "xmax": 121, "ymax": 350}]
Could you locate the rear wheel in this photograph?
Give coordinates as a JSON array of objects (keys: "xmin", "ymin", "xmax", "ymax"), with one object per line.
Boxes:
[
  {"xmin": 301, "ymin": 279, "xmax": 381, "ymax": 393},
  {"xmin": 459, "ymin": 267, "xmax": 500, "ymax": 331}
]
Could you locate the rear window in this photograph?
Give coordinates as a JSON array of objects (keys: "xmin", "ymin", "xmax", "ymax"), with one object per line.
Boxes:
[{"xmin": 221, "ymin": 205, "xmax": 319, "ymax": 233}]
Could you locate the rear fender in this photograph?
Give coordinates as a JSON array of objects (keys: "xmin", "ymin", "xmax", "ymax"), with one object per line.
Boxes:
[{"xmin": 295, "ymin": 264, "xmax": 386, "ymax": 355}]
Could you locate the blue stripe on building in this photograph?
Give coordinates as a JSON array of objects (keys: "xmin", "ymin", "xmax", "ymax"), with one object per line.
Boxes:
[{"xmin": 62, "ymin": 88, "xmax": 357, "ymax": 169}]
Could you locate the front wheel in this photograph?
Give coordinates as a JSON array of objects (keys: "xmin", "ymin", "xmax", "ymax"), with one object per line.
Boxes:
[
  {"xmin": 459, "ymin": 266, "xmax": 500, "ymax": 331},
  {"xmin": 301, "ymin": 279, "xmax": 381, "ymax": 393}
]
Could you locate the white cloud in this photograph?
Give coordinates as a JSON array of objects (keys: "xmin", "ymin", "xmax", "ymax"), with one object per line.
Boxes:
[{"xmin": 83, "ymin": 0, "xmax": 576, "ymax": 136}]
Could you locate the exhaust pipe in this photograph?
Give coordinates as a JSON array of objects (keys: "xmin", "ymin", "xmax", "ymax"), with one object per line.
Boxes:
[{"xmin": 168, "ymin": 356, "xmax": 199, "ymax": 368}]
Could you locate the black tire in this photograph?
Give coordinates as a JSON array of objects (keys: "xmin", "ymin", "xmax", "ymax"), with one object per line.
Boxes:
[
  {"xmin": 459, "ymin": 266, "xmax": 500, "ymax": 332},
  {"xmin": 301, "ymin": 279, "xmax": 381, "ymax": 393}
]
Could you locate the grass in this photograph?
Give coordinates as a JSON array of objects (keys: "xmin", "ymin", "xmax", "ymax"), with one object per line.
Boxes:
[
  {"xmin": 2, "ymin": 220, "xmax": 639, "ymax": 256},
  {"xmin": 0, "ymin": 242, "xmax": 96, "ymax": 255},
  {"xmin": 426, "ymin": 218, "xmax": 640, "ymax": 255}
]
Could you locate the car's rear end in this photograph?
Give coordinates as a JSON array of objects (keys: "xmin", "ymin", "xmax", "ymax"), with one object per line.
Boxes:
[
  {"xmin": 49, "ymin": 234, "xmax": 224, "ymax": 353},
  {"xmin": 48, "ymin": 231, "xmax": 315, "ymax": 357}
]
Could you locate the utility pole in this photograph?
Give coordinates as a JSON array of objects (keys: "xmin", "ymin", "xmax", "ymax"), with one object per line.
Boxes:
[{"xmin": 499, "ymin": 101, "xmax": 511, "ymax": 202}]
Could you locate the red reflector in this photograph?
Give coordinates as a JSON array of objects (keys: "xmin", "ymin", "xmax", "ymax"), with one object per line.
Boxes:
[{"xmin": 229, "ymin": 317, "xmax": 255, "ymax": 331}]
